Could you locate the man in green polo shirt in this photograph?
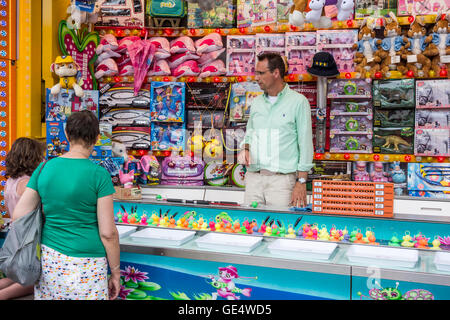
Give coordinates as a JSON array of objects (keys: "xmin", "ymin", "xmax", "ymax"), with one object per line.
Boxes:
[{"xmin": 238, "ymin": 52, "xmax": 314, "ymax": 208}]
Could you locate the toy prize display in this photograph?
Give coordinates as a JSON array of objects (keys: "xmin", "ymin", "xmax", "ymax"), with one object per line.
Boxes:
[
  {"xmin": 286, "ymin": 32, "xmax": 317, "ymax": 75},
  {"xmin": 160, "ymin": 155, "xmax": 205, "ymax": 186},
  {"xmin": 229, "ymin": 82, "xmax": 263, "ymax": 122},
  {"xmin": 408, "ymin": 162, "xmax": 450, "ymax": 198},
  {"xmin": 317, "ymin": 30, "xmax": 358, "ymax": 74},
  {"xmin": 150, "ymin": 82, "xmax": 186, "ymax": 122},
  {"xmin": 226, "ymin": 35, "xmax": 256, "ymax": 76},
  {"xmin": 187, "ymin": 0, "xmax": 236, "ymax": 28}
]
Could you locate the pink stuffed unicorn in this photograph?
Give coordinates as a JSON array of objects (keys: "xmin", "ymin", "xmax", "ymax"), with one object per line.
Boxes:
[
  {"xmin": 198, "ymin": 59, "xmax": 226, "ymax": 78},
  {"xmin": 119, "ymin": 169, "xmax": 135, "ymax": 188},
  {"xmin": 172, "ymin": 60, "xmax": 200, "ymax": 78},
  {"xmin": 195, "ymin": 33, "xmax": 224, "ymax": 55}
]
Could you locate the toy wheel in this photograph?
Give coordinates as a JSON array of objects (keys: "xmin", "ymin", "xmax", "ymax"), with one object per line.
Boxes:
[
  {"xmin": 204, "ymin": 161, "xmax": 229, "ymax": 186},
  {"xmin": 231, "ymin": 164, "xmax": 246, "ymax": 188}
]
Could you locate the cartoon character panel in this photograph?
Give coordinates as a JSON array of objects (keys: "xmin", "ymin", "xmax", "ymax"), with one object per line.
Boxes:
[{"xmin": 150, "ymin": 82, "xmax": 186, "ymax": 123}]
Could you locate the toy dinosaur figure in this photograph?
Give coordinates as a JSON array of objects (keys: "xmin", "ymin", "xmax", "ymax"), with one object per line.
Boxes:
[
  {"xmin": 379, "ymin": 88, "xmax": 409, "ymax": 104},
  {"xmin": 375, "ymin": 135, "xmax": 411, "ymax": 151}
]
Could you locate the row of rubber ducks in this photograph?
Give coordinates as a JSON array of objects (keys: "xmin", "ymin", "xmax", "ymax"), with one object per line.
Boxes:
[{"xmin": 115, "ymin": 208, "xmax": 445, "ymax": 250}]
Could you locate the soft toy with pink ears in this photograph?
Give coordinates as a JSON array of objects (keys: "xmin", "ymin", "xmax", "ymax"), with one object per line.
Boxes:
[
  {"xmin": 172, "ymin": 60, "xmax": 200, "ymax": 78},
  {"xmin": 195, "ymin": 33, "xmax": 224, "ymax": 55},
  {"xmin": 198, "ymin": 59, "xmax": 226, "ymax": 78},
  {"xmin": 119, "ymin": 169, "xmax": 135, "ymax": 188}
]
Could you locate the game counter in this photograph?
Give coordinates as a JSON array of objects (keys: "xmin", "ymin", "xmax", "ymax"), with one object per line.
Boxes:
[{"xmin": 113, "ymin": 190, "xmax": 450, "ymax": 300}]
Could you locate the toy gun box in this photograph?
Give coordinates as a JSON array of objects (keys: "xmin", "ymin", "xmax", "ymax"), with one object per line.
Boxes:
[
  {"xmin": 186, "ymin": 83, "xmax": 230, "ymax": 110},
  {"xmin": 161, "ymin": 156, "xmax": 205, "ymax": 186}
]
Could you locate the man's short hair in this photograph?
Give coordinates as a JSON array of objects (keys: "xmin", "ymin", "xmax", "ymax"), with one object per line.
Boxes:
[{"xmin": 257, "ymin": 52, "xmax": 287, "ymax": 78}]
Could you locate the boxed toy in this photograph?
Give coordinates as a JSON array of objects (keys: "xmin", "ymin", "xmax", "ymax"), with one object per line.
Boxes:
[
  {"xmin": 408, "ymin": 163, "xmax": 450, "ymax": 196},
  {"xmin": 187, "ymin": 110, "xmax": 226, "ymax": 129},
  {"xmin": 100, "ymin": 106, "xmax": 150, "ymax": 128},
  {"xmin": 229, "ymin": 81, "xmax": 263, "ymax": 121},
  {"xmin": 416, "ymin": 79, "xmax": 450, "ymax": 108},
  {"xmin": 286, "ymin": 33, "xmax": 316, "ymax": 75},
  {"xmin": 236, "ymin": 0, "xmax": 278, "ymax": 28},
  {"xmin": 161, "ymin": 155, "xmax": 205, "ymax": 186},
  {"xmin": 92, "ymin": 122, "xmax": 113, "ymax": 159},
  {"xmin": 91, "ymin": 157, "xmax": 125, "ymax": 186},
  {"xmin": 226, "ymin": 35, "xmax": 256, "ymax": 76},
  {"xmin": 372, "ymin": 79, "xmax": 415, "ymax": 109},
  {"xmin": 112, "ymin": 126, "xmax": 151, "ymax": 150},
  {"xmin": 46, "ymin": 121, "xmax": 69, "ymax": 158},
  {"xmin": 317, "ymin": 30, "xmax": 358, "ymax": 73},
  {"xmin": 330, "ymin": 115, "xmax": 373, "ymax": 134},
  {"xmin": 397, "ymin": 0, "xmax": 449, "ymax": 16},
  {"xmin": 327, "ymin": 79, "xmax": 372, "ymax": 98},
  {"xmin": 330, "ymin": 134, "xmax": 372, "ymax": 153},
  {"xmin": 150, "ymin": 82, "xmax": 185, "ymax": 123},
  {"xmin": 46, "ymin": 89, "xmax": 99, "ymax": 121},
  {"xmin": 331, "ymin": 100, "xmax": 372, "ymax": 116},
  {"xmin": 256, "ymin": 33, "xmax": 286, "ymax": 56},
  {"xmin": 289, "ymin": 83, "xmax": 317, "ymax": 107},
  {"xmin": 373, "ymin": 127, "xmax": 415, "ymax": 154},
  {"xmin": 95, "ymin": 0, "xmax": 145, "ymax": 27},
  {"xmin": 414, "ymin": 128, "xmax": 450, "ymax": 156},
  {"xmin": 150, "ymin": 122, "xmax": 185, "ymax": 151},
  {"xmin": 187, "ymin": 0, "xmax": 236, "ymax": 28},
  {"xmin": 374, "ymin": 109, "xmax": 415, "ymax": 127},
  {"xmin": 415, "ymin": 109, "xmax": 450, "ymax": 129},
  {"xmin": 185, "ymin": 83, "xmax": 230, "ymax": 110},
  {"xmin": 309, "ymin": 161, "xmax": 352, "ymax": 182},
  {"xmin": 355, "ymin": 0, "xmax": 397, "ymax": 19}
]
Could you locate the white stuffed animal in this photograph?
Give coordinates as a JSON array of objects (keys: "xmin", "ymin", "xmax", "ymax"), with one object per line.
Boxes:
[
  {"xmin": 112, "ymin": 140, "xmax": 128, "ymax": 163},
  {"xmin": 67, "ymin": 0, "xmax": 103, "ymax": 31}
]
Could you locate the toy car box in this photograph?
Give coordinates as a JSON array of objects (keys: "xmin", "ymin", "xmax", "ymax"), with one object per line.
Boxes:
[
  {"xmin": 161, "ymin": 155, "xmax": 205, "ymax": 186},
  {"xmin": 373, "ymin": 79, "xmax": 415, "ymax": 109},
  {"xmin": 150, "ymin": 82, "xmax": 185, "ymax": 123},
  {"xmin": 373, "ymin": 127, "xmax": 415, "ymax": 154}
]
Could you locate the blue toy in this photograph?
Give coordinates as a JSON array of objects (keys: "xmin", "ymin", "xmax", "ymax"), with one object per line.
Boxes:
[
  {"xmin": 46, "ymin": 121, "xmax": 69, "ymax": 158},
  {"xmin": 150, "ymin": 82, "xmax": 185, "ymax": 122},
  {"xmin": 150, "ymin": 122, "xmax": 185, "ymax": 151},
  {"xmin": 408, "ymin": 163, "xmax": 450, "ymax": 198}
]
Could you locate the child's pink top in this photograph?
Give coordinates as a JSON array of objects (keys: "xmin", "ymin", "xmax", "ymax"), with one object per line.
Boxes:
[{"xmin": 4, "ymin": 175, "xmax": 30, "ymax": 216}]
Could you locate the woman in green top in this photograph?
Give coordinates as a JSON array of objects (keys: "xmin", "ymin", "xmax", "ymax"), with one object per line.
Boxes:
[{"xmin": 12, "ymin": 111, "xmax": 120, "ymax": 300}]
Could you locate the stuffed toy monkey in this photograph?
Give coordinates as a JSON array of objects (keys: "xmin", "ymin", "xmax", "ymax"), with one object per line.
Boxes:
[
  {"xmin": 402, "ymin": 15, "xmax": 432, "ymax": 78},
  {"xmin": 378, "ymin": 12, "xmax": 408, "ymax": 78},
  {"xmin": 352, "ymin": 18, "xmax": 383, "ymax": 78},
  {"xmin": 50, "ymin": 55, "xmax": 84, "ymax": 97},
  {"xmin": 423, "ymin": 13, "xmax": 450, "ymax": 78}
]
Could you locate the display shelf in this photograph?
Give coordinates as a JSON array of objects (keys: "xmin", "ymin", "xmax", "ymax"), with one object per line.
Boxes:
[{"xmin": 314, "ymin": 152, "xmax": 450, "ymax": 163}]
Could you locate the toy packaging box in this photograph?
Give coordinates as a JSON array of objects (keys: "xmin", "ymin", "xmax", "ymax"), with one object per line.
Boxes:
[
  {"xmin": 355, "ymin": 0, "xmax": 397, "ymax": 19},
  {"xmin": 330, "ymin": 134, "xmax": 372, "ymax": 153},
  {"xmin": 150, "ymin": 122, "xmax": 185, "ymax": 151},
  {"xmin": 308, "ymin": 161, "xmax": 352, "ymax": 182},
  {"xmin": 286, "ymin": 32, "xmax": 316, "ymax": 75},
  {"xmin": 408, "ymin": 163, "xmax": 450, "ymax": 198},
  {"xmin": 46, "ymin": 121, "xmax": 69, "ymax": 159},
  {"xmin": 99, "ymin": 106, "xmax": 150, "ymax": 128},
  {"xmin": 112, "ymin": 126, "xmax": 151, "ymax": 150},
  {"xmin": 95, "ymin": 0, "xmax": 145, "ymax": 27},
  {"xmin": 397, "ymin": 0, "xmax": 449, "ymax": 15},
  {"xmin": 237, "ymin": 0, "xmax": 286, "ymax": 28},
  {"xmin": 255, "ymin": 33, "xmax": 286, "ymax": 56},
  {"xmin": 327, "ymin": 79, "xmax": 372, "ymax": 99},
  {"xmin": 330, "ymin": 115, "xmax": 373, "ymax": 135},
  {"xmin": 317, "ymin": 30, "xmax": 358, "ymax": 74},
  {"xmin": 374, "ymin": 109, "xmax": 415, "ymax": 127},
  {"xmin": 90, "ymin": 157, "xmax": 125, "ymax": 186},
  {"xmin": 415, "ymin": 79, "xmax": 450, "ymax": 108},
  {"xmin": 161, "ymin": 155, "xmax": 205, "ymax": 186},
  {"xmin": 289, "ymin": 83, "xmax": 317, "ymax": 107},
  {"xmin": 373, "ymin": 127, "xmax": 415, "ymax": 154},
  {"xmin": 187, "ymin": 110, "xmax": 226, "ymax": 129},
  {"xmin": 414, "ymin": 128, "xmax": 450, "ymax": 156},
  {"xmin": 226, "ymin": 35, "xmax": 256, "ymax": 76},
  {"xmin": 46, "ymin": 89, "xmax": 99, "ymax": 121},
  {"xmin": 353, "ymin": 161, "xmax": 408, "ymax": 196},
  {"xmin": 373, "ymin": 79, "xmax": 415, "ymax": 109},
  {"xmin": 185, "ymin": 83, "xmax": 230, "ymax": 110},
  {"xmin": 331, "ymin": 100, "xmax": 373, "ymax": 116},
  {"xmin": 415, "ymin": 109, "xmax": 450, "ymax": 129},
  {"xmin": 229, "ymin": 81, "xmax": 263, "ymax": 121},
  {"xmin": 187, "ymin": 0, "xmax": 236, "ymax": 28},
  {"xmin": 150, "ymin": 82, "xmax": 186, "ymax": 123},
  {"xmin": 92, "ymin": 122, "xmax": 112, "ymax": 159}
]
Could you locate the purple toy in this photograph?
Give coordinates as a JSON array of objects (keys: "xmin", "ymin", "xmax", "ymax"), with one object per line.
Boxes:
[
  {"xmin": 161, "ymin": 156, "xmax": 205, "ymax": 186},
  {"xmin": 370, "ymin": 162, "xmax": 389, "ymax": 182}
]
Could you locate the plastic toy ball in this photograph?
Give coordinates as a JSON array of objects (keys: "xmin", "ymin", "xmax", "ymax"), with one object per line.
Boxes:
[
  {"xmin": 156, "ymin": 195, "xmax": 162, "ymax": 200},
  {"xmin": 251, "ymin": 201, "xmax": 258, "ymax": 208}
]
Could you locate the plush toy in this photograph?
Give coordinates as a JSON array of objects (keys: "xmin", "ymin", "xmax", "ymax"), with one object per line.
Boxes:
[
  {"xmin": 423, "ymin": 13, "xmax": 450, "ymax": 78},
  {"xmin": 94, "ymin": 58, "xmax": 119, "ymax": 79},
  {"xmin": 289, "ymin": 0, "xmax": 355, "ymax": 29},
  {"xmin": 148, "ymin": 59, "xmax": 171, "ymax": 76},
  {"xmin": 50, "ymin": 55, "xmax": 84, "ymax": 97},
  {"xmin": 96, "ymin": 48, "xmax": 121, "ymax": 64},
  {"xmin": 198, "ymin": 59, "xmax": 227, "ymax": 78},
  {"xmin": 402, "ymin": 15, "xmax": 432, "ymax": 78},
  {"xmin": 67, "ymin": 0, "xmax": 103, "ymax": 30},
  {"xmin": 197, "ymin": 48, "xmax": 226, "ymax": 66},
  {"xmin": 168, "ymin": 51, "xmax": 200, "ymax": 69},
  {"xmin": 203, "ymin": 138, "xmax": 223, "ymax": 160},
  {"xmin": 148, "ymin": 37, "xmax": 171, "ymax": 60},
  {"xmin": 112, "ymin": 140, "xmax": 128, "ymax": 163},
  {"xmin": 96, "ymin": 34, "xmax": 119, "ymax": 55},
  {"xmin": 352, "ymin": 18, "xmax": 382, "ymax": 78},
  {"xmin": 378, "ymin": 12, "xmax": 408, "ymax": 78},
  {"xmin": 170, "ymin": 36, "xmax": 196, "ymax": 54},
  {"xmin": 195, "ymin": 33, "xmax": 224, "ymax": 55},
  {"xmin": 118, "ymin": 61, "xmax": 135, "ymax": 77},
  {"xmin": 172, "ymin": 60, "xmax": 201, "ymax": 78},
  {"xmin": 187, "ymin": 134, "xmax": 205, "ymax": 153},
  {"xmin": 117, "ymin": 36, "xmax": 141, "ymax": 53},
  {"xmin": 119, "ymin": 169, "xmax": 135, "ymax": 188}
]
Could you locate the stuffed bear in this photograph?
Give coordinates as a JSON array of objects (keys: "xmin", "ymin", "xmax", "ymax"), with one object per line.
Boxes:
[
  {"xmin": 423, "ymin": 13, "xmax": 450, "ymax": 78},
  {"xmin": 402, "ymin": 16, "xmax": 432, "ymax": 78},
  {"xmin": 289, "ymin": 0, "xmax": 355, "ymax": 29},
  {"xmin": 378, "ymin": 12, "xmax": 408, "ymax": 78},
  {"xmin": 352, "ymin": 18, "xmax": 383, "ymax": 78}
]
